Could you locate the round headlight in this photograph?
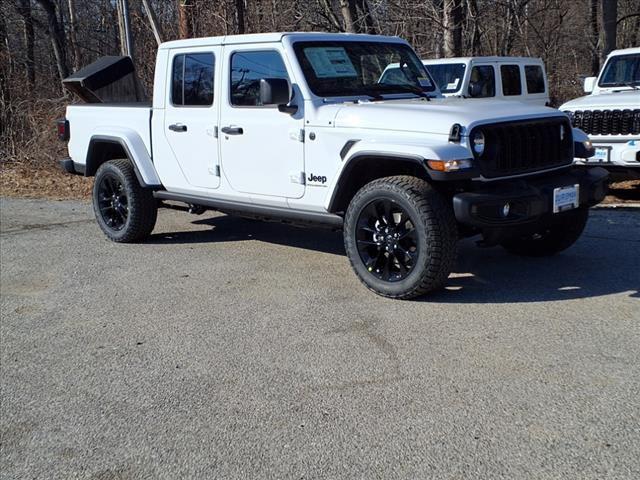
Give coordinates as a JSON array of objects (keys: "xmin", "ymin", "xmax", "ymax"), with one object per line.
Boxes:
[{"xmin": 472, "ymin": 131, "xmax": 485, "ymax": 155}]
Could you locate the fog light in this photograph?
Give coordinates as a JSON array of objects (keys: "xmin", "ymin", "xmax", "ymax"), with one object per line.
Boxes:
[{"xmin": 502, "ymin": 203, "xmax": 511, "ymax": 217}]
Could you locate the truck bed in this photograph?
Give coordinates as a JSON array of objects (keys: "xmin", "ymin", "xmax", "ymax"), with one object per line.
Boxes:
[{"xmin": 66, "ymin": 104, "xmax": 152, "ymax": 168}]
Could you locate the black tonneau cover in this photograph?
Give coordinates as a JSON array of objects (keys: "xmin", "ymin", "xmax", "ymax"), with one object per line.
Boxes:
[{"xmin": 62, "ymin": 56, "xmax": 147, "ymax": 103}]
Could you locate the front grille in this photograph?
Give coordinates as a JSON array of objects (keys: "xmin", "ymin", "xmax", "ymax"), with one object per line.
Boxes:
[
  {"xmin": 565, "ymin": 109, "xmax": 640, "ymax": 135},
  {"xmin": 471, "ymin": 117, "xmax": 573, "ymax": 178}
]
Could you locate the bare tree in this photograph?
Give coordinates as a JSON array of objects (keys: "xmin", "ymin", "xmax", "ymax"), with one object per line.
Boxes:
[
  {"xmin": 16, "ymin": 0, "xmax": 35, "ymax": 88},
  {"xmin": 34, "ymin": 0, "xmax": 69, "ymax": 81},
  {"xmin": 443, "ymin": 0, "xmax": 463, "ymax": 57},
  {"xmin": 601, "ymin": 0, "xmax": 617, "ymax": 59}
]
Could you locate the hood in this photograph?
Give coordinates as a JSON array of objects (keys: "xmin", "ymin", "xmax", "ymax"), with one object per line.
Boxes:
[
  {"xmin": 560, "ymin": 90, "xmax": 640, "ymax": 110},
  {"xmin": 332, "ymin": 97, "xmax": 564, "ymax": 136}
]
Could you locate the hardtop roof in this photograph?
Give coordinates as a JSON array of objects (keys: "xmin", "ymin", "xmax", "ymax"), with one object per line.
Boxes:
[{"xmin": 159, "ymin": 32, "xmax": 405, "ymax": 50}]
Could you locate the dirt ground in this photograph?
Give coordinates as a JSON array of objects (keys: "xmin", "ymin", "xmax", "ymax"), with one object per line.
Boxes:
[{"xmin": 1, "ymin": 162, "xmax": 638, "ymax": 204}]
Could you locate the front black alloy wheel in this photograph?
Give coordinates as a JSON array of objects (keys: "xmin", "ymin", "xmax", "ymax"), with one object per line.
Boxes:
[
  {"xmin": 344, "ymin": 176, "xmax": 458, "ymax": 299},
  {"xmin": 92, "ymin": 159, "xmax": 157, "ymax": 243},
  {"xmin": 355, "ymin": 198, "xmax": 418, "ymax": 282}
]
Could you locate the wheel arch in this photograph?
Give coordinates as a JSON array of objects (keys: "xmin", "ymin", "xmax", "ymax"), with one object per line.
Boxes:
[
  {"xmin": 327, "ymin": 153, "xmax": 430, "ymax": 214},
  {"xmin": 85, "ymin": 134, "xmax": 161, "ymax": 187}
]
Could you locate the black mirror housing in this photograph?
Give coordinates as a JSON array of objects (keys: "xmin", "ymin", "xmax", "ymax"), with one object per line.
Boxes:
[
  {"xmin": 468, "ymin": 81, "xmax": 482, "ymax": 98},
  {"xmin": 259, "ymin": 78, "xmax": 292, "ymax": 106}
]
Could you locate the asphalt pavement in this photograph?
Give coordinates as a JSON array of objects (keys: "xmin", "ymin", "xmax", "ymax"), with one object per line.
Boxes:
[{"xmin": 1, "ymin": 197, "xmax": 639, "ymax": 479}]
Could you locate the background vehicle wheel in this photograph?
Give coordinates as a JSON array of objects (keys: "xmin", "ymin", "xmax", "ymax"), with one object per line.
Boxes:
[
  {"xmin": 343, "ymin": 175, "xmax": 457, "ymax": 299},
  {"xmin": 500, "ymin": 206, "xmax": 589, "ymax": 257},
  {"xmin": 92, "ymin": 159, "xmax": 157, "ymax": 243}
]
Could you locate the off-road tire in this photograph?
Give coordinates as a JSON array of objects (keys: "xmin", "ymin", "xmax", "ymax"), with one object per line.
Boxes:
[
  {"xmin": 92, "ymin": 159, "xmax": 157, "ymax": 243},
  {"xmin": 500, "ymin": 206, "xmax": 589, "ymax": 257},
  {"xmin": 343, "ymin": 175, "xmax": 457, "ymax": 299}
]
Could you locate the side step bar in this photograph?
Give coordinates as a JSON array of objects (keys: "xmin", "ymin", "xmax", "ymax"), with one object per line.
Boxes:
[{"xmin": 153, "ymin": 191, "xmax": 344, "ymax": 228}]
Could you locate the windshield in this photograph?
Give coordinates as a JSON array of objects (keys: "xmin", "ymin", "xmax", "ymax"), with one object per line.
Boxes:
[
  {"xmin": 425, "ymin": 63, "xmax": 466, "ymax": 93},
  {"xmin": 293, "ymin": 41, "xmax": 436, "ymax": 98},
  {"xmin": 598, "ymin": 53, "xmax": 640, "ymax": 87}
]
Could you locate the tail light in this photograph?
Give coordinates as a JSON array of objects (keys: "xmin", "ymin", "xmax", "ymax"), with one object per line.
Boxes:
[{"xmin": 56, "ymin": 118, "xmax": 69, "ymax": 141}]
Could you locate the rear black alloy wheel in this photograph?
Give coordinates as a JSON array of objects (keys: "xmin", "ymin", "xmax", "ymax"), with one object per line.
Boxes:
[
  {"xmin": 97, "ymin": 173, "xmax": 128, "ymax": 231},
  {"xmin": 92, "ymin": 159, "xmax": 157, "ymax": 243},
  {"xmin": 356, "ymin": 198, "xmax": 418, "ymax": 282},
  {"xmin": 344, "ymin": 176, "xmax": 458, "ymax": 299}
]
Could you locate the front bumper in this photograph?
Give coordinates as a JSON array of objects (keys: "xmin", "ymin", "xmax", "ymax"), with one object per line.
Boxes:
[{"xmin": 453, "ymin": 167, "xmax": 608, "ymax": 228}]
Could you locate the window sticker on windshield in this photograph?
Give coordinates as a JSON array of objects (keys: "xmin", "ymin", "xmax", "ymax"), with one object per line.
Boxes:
[
  {"xmin": 417, "ymin": 76, "xmax": 433, "ymax": 88},
  {"xmin": 304, "ymin": 47, "xmax": 358, "ymax": 78}
]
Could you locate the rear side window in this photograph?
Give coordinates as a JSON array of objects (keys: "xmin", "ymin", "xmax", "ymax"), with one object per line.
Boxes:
[
  {"xmin": 468, "ymin": 65, "xmax": 495, "ymax": 97},
  {"xmin": 172, "ymin": 53, "xmax": 215, "ymax": 106},
  {"xmin": 525, "ymin": 65, "xmax": 545, "ymax": 94},
  {"xmin": 230, "ymin": 51, "xmax": 289, "ymax": 106},
  {"xmin": 501, "ymin": 65, "xmax": 522, "ymax": 96}
]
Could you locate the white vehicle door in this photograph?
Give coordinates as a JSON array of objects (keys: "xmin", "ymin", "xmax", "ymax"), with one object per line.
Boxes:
[
  {"xmin": 164, "ymin": 47, "xmax": 221, "ymax": 189},
  {"xmin": 219, "ymin": 46, "xmax": 305, "ymax": 199},
  {"xmin": 498, "ymin": 63, "xmax": 524, "ymax": 101},
  {"xmin": 523, "ymin": 63, "xmax": 549, "ymax": 106},
  {"xmin": 467, "ymin": 63, "xmax": 496, "ymax": 98}
]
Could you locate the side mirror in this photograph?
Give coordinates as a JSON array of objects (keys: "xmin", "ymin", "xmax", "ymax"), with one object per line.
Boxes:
[
  {"xmin": 468, "ymin": 81, "xmax": 482, "ymax": 98},
  {"xmin": 583, "ymin": 76, "xmax": 596, "ymax": 94},
  {"xmin": 259, "ymin": 78, "xmax": 295, "ymax": 113}
]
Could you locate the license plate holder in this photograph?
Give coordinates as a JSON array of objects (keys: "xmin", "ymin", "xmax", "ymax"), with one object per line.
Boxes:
[
  {"xmin": 590, "ymin": 146, "xmax": 611, "ymax": 163},
  {"xmin": 553, "ymin": 184, "xmax": 580, "ymax": 213}
]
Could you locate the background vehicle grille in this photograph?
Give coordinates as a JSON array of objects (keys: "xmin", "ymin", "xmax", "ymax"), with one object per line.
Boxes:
[
  {"xmin": 565, "ymin": 109, "xmax": 640, "ymax": 136},
  {"xmin": 471, "ymin": 117, "xmax": 573, "ymax": 178}
]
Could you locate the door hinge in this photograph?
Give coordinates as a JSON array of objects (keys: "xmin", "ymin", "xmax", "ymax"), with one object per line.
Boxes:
[
  {"xmin": 214, "ymin": 126, "xmax": 219, "ymax": 138},
  {"xmin": 209, "ymin": 165, "xmax": 220, "ymax": 177},
  {"xmin": 289, "ymin": 129, "xmax": 305, "ymax": 143},
  {"xmin": 290, "ymin": 172, "xmax": 305, "ymax": 184}
]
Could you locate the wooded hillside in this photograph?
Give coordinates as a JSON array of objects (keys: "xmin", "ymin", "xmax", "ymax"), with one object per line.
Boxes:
[{"xmin": 1, "ymin": 0, "xmax": 638, "ymax": 167}]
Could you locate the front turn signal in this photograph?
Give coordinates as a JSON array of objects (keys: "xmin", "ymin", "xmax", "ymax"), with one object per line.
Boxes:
[{"xmin": 427, "ymin": 159, "xmax": 473, "ymax": 172}]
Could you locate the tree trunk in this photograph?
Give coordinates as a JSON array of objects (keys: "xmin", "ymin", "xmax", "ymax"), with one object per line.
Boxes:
[
  {"xmin": 141, "ymin": 0, "xmax": 164, "ymax": 45},
  {"xmin": 16, "ymin": 0, "xmax": 35, "ymax": 89},
  {"xmin": 589, "ymin": 0, "xmax": 599, "ymax": 75},
  {"xmin": 443, "ymin": 0, "xmax": 463, "ymax": 57},
  {"xmin": 601, "ymin": 0, "xmax": 617, "ymax": 60},
  {"xmin": 234, "ymin": 0, "xmax": 245, "ymax": 34},
  {"xmin": 35, "ymin": 0, "xmax": 69, "ymax": 81},
  {"xmin": 67, "ymin": 0, "xmax": 81, "ymax": 71},
  {"xmin": 339, "ymin": 0, "xmax": 357, "ymax": 33},
  {"xmin": 178, "ymin": 0, "xmax": 194, "ymax": 38}
]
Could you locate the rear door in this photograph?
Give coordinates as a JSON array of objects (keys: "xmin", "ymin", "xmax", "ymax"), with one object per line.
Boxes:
[
  {"xmin": 498, "ymin": 63, "xmax": 524, "ymax": 101},
  {"xmin": 164, "ymin": 47, "xmax": 221, "ymax": 189},
  {"xmin": 523, "ymin": 63, "xmax": 549, "ymax": 105}
]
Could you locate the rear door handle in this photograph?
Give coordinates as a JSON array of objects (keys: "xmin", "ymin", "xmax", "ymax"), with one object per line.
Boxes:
[
  {"xmin": 169, "ymin": 123, "xmax": 187, "ymax": 132},
  {"xmin": 221, "ymin": 126, "xmax": 243, "ymax": 135}
]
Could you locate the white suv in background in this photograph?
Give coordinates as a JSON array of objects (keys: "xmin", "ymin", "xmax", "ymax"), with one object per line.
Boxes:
[
  {"xmin": 421, "ymin": 57, "xmax": 549, "ymax": 106},
  {"xmin": 560, "ymin": 47, "xmax": 640, "ymax": 177}
]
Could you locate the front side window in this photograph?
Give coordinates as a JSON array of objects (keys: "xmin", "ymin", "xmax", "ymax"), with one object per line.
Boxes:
[
  {"xmin": 172, "ymin": 53, "xmax": 215, "ymax": 106},
  {"xmin": 293, "ymin": 41, "xmax": 435, "ymax": 98},
  {"xmin": 501, "ymin": 65, "xmax": 522, "ymax": 96},
  {"xmin": 598, "ymin": 53, "xmax": 640, "ymax": 88},
  {"xmin": 425, "ymin": 63, "xmax": 466, "ymax": 93},
  {"xmin": 230, "ymin": 50, "xmax": 289, "ymax": 106},
  {"xmin": 525, "ymin": 65, "xmax": 545, "ymax": 93},
  {"xmin": 468, "ymin": 65, "xmax": 495, "ymax": 97}
]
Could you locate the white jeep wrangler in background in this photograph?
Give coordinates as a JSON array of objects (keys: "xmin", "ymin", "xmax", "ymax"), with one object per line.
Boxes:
[
  {"xmin": 58, "ymin": 33, "xmax": 607, "ymax": 299},
  {"xmin": 561, "ymin": 47, "xmax": 640, "ymax": 177}
]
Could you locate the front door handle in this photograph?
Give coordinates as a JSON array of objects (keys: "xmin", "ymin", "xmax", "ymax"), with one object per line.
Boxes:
[
  {"xmin": 169, "ymin": 123, "xmax": 187, "ymax": 132},
  {"xmin": 221, "ymin": 126, "xmax": 244, "ymax": 135}
]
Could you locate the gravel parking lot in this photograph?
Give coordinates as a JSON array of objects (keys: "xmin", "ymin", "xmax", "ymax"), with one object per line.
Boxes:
[{"xmin": 1, "ymin": 197, "xmax": 639, "ymax": 479}]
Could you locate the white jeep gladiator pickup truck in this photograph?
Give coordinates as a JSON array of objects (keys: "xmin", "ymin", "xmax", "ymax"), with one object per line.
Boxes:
[
  {"xmin": 561, "ymin": 47, "xmax": 640, "ymax": 176},
  {"xmin": 58, "ymin": 32, "xmax": 608, "ymax": 299}
]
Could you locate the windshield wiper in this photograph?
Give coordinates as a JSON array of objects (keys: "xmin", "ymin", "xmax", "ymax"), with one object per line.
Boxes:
[{"xmin": 366, "ymin": 83, "xmax": 431, "ymax": 100}]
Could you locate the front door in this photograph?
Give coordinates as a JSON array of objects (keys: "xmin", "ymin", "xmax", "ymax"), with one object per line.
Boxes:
[
  {"xmin": 164, "ymin": 47, "xmax": 221, "ymax": 189},
  {"xmin": 219, "ymin": 47, "xmax": 305, "ymax": 199}
]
